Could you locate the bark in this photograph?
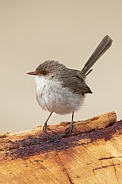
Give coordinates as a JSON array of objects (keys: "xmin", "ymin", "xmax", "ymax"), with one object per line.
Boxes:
[{"xmin": 0, "ymin": 111, "xmax": 122, "ymax": 184}]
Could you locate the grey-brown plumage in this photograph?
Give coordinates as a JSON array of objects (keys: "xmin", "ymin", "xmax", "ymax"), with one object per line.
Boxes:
[
  {"xmin": 36, "ymin": 60, "xmax": 92, "ymax": 94},
  {"xmin": 35, "ymin": 35, "xmax": 112, "ymax": 96},
  {"xmin": 27, "ymin": 35, "xmax": 113, "ymax": 134}
]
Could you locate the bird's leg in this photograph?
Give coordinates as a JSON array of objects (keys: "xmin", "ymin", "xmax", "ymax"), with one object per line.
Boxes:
[
  {"xmin": 65, "ymin": 111, "xmax": 74, "ymax": 135},
  {"xmin": 43, "ymin": 112, "xmax": 53, "ymax": 132}
]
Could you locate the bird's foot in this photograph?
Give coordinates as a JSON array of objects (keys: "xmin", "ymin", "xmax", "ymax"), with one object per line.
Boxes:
[
  {"xmin": 43, "ymin": 122, "xmax": 50, "ymax": 133},
  {"xmin": 65, "ymin": 123, "xmax": 73, "ymax": 136}
]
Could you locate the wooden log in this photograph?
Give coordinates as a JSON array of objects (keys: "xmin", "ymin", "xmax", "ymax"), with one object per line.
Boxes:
[{"xmin": 0, "ymin": 111, "xmax": 122, "ymax": 184}]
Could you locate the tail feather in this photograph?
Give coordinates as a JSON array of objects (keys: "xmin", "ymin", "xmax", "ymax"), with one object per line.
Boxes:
[{"xmin": 82, "ymin": 35, "xmax": 113, "ymax": 76}]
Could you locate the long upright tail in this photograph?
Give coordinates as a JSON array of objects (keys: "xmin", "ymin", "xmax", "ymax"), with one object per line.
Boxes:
[{"xmin": 81, "ymin": 35, "xmax": 113, "ymax": 76}]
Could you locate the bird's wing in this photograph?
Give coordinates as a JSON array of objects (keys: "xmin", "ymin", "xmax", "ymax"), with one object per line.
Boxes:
[{"xmin": 61, "ymin": 69, "xmax": 92, "ymax": 94}]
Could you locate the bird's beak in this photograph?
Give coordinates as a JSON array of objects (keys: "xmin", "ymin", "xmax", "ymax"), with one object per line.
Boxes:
[{"xmin": 27, "ymin": 71, "xmax": 38, "ymax": 75}]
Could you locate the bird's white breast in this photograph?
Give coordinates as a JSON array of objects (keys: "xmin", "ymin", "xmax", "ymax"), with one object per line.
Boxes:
[{"xmin": 35, "ymin": 76, "xmax": 85, "ymax": 114}]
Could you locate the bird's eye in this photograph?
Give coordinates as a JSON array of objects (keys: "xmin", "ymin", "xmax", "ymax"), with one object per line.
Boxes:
[{"xmin": 42, "ymin": 71, "xmax": 46, "ymax": 75}]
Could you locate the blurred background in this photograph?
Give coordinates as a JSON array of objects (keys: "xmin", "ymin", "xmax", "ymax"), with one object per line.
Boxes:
[{"xmin": 0, "ymin": 0, "xmax": 122, "ymax": 133}]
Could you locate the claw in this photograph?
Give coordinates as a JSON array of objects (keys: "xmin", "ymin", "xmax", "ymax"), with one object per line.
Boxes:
[
  {"xmin": 42, "ymin": 112, "xmax": 53, "ymax": 133},
  {"xmin": 65, "ymin": 111, "xmax": 74, "ymax": 136},
  {"xmin": 65, "ymin": 123, "xmax": 73, "ymax": 135},
  {"xmin": 43, "ymin": 122, "xmax": 48, "ymax": 132}
]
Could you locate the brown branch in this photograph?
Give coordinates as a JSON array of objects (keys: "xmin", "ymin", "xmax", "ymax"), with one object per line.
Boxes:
[{"xmin": 0, "ymin": 111, "xmax": 122, "ymax": 184}]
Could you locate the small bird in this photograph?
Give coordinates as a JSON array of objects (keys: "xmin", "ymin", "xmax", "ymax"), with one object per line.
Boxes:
[{"xmin": 27, "ymin": 35, "xmax": 113, "ymax": 134}]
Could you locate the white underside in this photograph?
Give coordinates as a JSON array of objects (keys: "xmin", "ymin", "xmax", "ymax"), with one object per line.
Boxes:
[{"xmin": 35, "ymin": 76, "xmax": 85, "ymax": 114}]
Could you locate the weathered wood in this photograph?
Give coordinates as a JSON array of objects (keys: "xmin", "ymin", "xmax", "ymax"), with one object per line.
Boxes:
[{"xmin": 0, "ymin": 111, "xmax": 122, "ymax": 184}]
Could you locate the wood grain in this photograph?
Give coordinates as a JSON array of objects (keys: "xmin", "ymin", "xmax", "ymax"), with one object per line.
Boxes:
[{"xmin": 0, "ymin": 111, "xmax": 122, "ymax": 184}]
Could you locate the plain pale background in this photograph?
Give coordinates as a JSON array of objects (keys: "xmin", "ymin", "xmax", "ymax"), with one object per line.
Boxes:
[{"xmin": 0, "ymin": 0, "xmax": 122, "ymax": 133}]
